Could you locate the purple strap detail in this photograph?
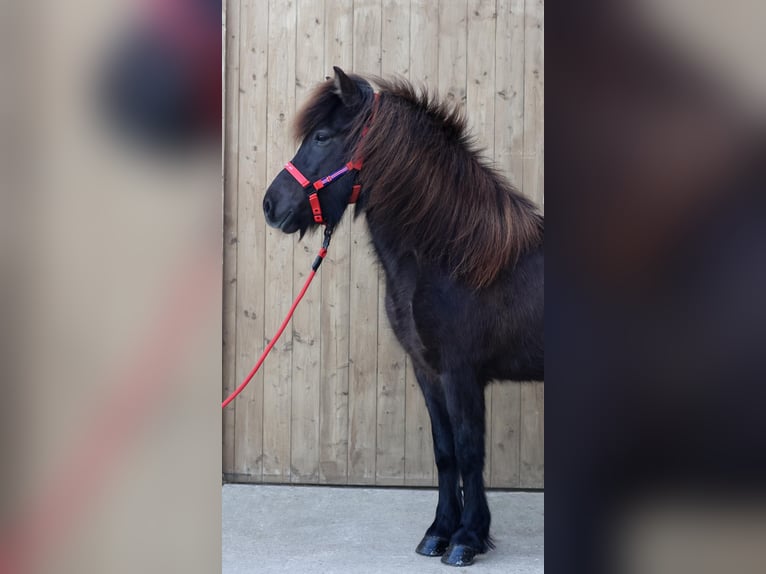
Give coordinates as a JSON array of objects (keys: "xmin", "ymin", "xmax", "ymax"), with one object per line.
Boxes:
[{"xmin": 321, "ymin": 165, "xmax": 349, "ymax": 185}]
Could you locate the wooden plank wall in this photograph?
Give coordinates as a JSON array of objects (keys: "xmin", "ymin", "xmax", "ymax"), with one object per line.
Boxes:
[{"xmin": 223, "ymin": 0, "xmax": 544, "ymax": 488}]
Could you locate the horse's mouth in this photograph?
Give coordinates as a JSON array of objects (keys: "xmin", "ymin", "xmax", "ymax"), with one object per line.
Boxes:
[
  {"xmin": 268, "ymin": 209, "xmax": 301, "ymax": 234},
  {"xmin": 278, "ymin": 210, "xmax": 294, "ymax": 230}
]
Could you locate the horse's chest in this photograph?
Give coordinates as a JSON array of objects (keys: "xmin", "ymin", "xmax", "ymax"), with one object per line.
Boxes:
[
  {"xmin": 383, "ymin": 286, "xmax": 414, "ymax": 342},
  {"xmin": 383, "ymin": 280, "xmax": 432, "ymax": 367}
]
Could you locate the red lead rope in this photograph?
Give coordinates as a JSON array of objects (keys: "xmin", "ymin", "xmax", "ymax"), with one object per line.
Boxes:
[{"xmin": 221, "ymin": 229, "xmax": 332, "ymax": 409}]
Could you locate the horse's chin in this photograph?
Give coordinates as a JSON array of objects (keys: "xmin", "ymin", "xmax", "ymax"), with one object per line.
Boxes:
[
  {"xmin": 280, "ymin": 218, "xmax": 311, "ymax": 239},
  {"xmin": 267, "ymin": 209, "xmax": 301, "ymax": 234},
  {"xmin": 266, "ymin": 209, "xmax": 314, "ymax": 239},
  {"xmin": 280, "ymin": 219, "xmax": 301, "ymax": 234}
]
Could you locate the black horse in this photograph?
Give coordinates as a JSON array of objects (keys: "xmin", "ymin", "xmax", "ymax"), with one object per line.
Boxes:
[{"xmin": 263, "ymin": 67, "xmax": 544, "ymax": 566}]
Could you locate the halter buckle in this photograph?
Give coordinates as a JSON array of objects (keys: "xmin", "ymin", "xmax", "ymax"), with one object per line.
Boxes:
[{"xmin": 308, "ymin": 192, "xmax": 324, "ymax": 223}]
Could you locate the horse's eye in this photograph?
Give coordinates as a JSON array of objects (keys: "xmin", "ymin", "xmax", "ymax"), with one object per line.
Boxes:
[{"xmin": 314, "ymin": 132, "xmax": 331, "ymax": 143}]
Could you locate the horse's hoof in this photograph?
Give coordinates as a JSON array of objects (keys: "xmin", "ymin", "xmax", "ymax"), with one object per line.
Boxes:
[
  {"xmin": 415, "ymin": 535, "xmax": 450, "ymax": 557},
  {"xmin": 441, "ymin": 544, "xmax": 478, "ymax": 566}
]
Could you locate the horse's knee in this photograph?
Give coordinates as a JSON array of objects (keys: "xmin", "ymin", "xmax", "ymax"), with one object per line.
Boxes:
[
  {"xmin": 447, "ymin": 409, "xmax": 487, "ymax": 470},
  {"xmin": 455, "ymin": 436, "xmax": 485, "ymax": 471},
  {"xmin": 428, "ymin": 421, "xmax": 459, "ymax": 479},
  {"xmin": 434, "ymin": 454, "xmax": 452, "ymax": 471},
  {"xmin": 441, "ymin": 370, "xmax": 486, "ymax": 458}
]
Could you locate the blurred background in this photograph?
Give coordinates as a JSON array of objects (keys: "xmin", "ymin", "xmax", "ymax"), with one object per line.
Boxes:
[
  {"xmin": 1, "ymin": 0, "xmax": 221, "ymax": 572},
  {"xmin": 549, "ymin": 1, "xmax": 766, "ymax": 574}
]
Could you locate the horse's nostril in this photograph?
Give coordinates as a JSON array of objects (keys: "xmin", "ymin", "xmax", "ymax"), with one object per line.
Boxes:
[{"xmin": 264, "ymin": 197, "xmax": 273, "ymax": 219}]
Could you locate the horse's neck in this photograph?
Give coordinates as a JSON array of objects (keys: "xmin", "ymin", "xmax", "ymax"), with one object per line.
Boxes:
[
  {"xmin": 365, "ymin": 213, "xmax": 413, "ymax": 277},
  {"xmin": 365, "ymin": 215, "xmax": 398, "ymax": 269}
]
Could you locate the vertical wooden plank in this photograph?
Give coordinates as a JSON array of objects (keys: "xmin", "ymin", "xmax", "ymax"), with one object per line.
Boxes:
[
  {"xmin": 467, "ymin": 0, "xmax": 497, "ymax": 489},
  {"xmin": 520, "ymin": 382, "xmax": 544, "ymax": 487},
  {"xmin": 262, "ymin": 0, "xmax": 297, "ymax": 483},
  {"xmin": 489, "ymin": 0, "xmax": 526, "ymax": 489},
  {"xmin": 324, "ymin": 0, "xmax": 354, "ymax": 70},
  {"xmin": 289, "ymin": 0, "xmax": 326, "ymax": 484},
  {"xmin": 375, "ymin": 0, "xmax": 410, "ymax": 486},
  {"xmin": 494, "ymin": 0, "xmax": 525, "ymax": 187},
  {"xmin": 523, "ymin": 0, "xmax": 543, "ymax": 209},
  {"xmin": 403, "ymin": 0, "xmax": 438, "ymax": 487},
  {"xmin": 466, "ymin": 0, "xmax": 496, "ymax": 149},
  {"xmin": 403, "ymin": 364, "xmax": 434, "ymax": 486},
  {"xmin": 482, "ymin": 384, "xmax": 493, "ymax": 487},
  {"xmin": 438, "ymin": 0, "xmax": 468, "ymax": 109},
  {"xmin": 409, "ymin": 0, "xmax": 439, "ymax": 85},
  {"xmin": 520, "ymin": 0, "xmax": 543, "ymax": 488},
  {"xmin": 490, "ymin": 384, "xmax": 521, "ymax": 487},
  {"xmin": 222, "ymin": 0, "xmax": 240, "ymax": 477},
  {"xmin": 319, "ymin": 0, "xmax": 354, "ymax": 485},
  {"xmin": 381, "ymin": 0, "xmax": 409, "ymax": 77},
  {"xmin": 233, "ymin": 0, "xmax": 269, "ymax": 482},
  {"xmin": 348, "ymin": 0, "xmax": 382, "ymax": 485}
]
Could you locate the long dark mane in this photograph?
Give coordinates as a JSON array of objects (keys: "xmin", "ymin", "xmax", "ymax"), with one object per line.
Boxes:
[{"xmin": 295, "ymin": 75, "xmax": 543, "ymax": 288}]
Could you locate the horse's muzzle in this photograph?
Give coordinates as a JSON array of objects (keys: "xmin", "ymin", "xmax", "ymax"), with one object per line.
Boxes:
[{"xmin": 263, "ymin": 186, "xmax": 301, "ymax": 233}]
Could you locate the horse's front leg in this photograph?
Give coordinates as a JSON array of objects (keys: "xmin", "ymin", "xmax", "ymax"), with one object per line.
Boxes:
[
  {"xmin": 414, "ymin": 367, "xmax": 462, "ymax": 558},
  {"xmin": 441, "ymin": 365, "xmax": 492, "ymax": 566}
]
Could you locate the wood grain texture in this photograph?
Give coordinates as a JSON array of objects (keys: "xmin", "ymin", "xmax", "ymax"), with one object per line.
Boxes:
[
  {"xmin": 222, "ymin": 0, "xmax": 240, "ymax": 477},
  {"xmin": 495, "ymin": 0, "xmax": 526, "ymax": 186},
  {"xmin": 438, "ymin": 0, "xmax": 468, "ymax": 109},
  {"xmin": 490, "ymin": 384, "xmax": 521, "ymax": 487},
  {"xmin": 262, "ymin": 0, "xmax": 297, "ymax": 483},
  {"xmin": 523, "ymin": 0, "xmax": 544, "ymax": 209},
  {"xmin": 232, "ymin": 0, "xmax": 269, "ymax": 482},
  {"xmin": 520, "ymin": 382, "xmax": 544, "ymax": 487}
]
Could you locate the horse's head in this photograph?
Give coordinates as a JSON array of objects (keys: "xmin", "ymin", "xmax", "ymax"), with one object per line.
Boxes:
[{"xmin": 263, "ymin": 67, "xmax": 374, "ymax": 236}]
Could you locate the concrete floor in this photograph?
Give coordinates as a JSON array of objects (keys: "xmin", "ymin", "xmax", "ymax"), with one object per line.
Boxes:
[{"xmin": 223, "ymin": 484, "xmax": 543, "ymax": 573}]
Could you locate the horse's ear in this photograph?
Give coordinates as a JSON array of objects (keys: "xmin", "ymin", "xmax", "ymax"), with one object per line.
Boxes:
[{"xmin": 332, "ymin": 66, "xmax": 361, "ymax": 107}]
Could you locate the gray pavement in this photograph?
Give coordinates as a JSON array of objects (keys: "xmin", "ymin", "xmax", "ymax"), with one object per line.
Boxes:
[{"xmin": 223, "ymin": 484, "xmax": 543, "ymax": 573}]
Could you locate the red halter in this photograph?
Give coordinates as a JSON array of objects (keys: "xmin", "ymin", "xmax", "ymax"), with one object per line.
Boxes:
[
  {"xmin": 284, "ymin": 160, "xmax": 363, "ymax": 224},
  {"xmin": 284, "ymin": 93, "xmax": 378, "ymax": 225}
]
